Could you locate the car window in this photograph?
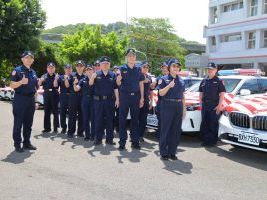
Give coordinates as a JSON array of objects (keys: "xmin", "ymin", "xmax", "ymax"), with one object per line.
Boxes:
[
  {"xmin": 258, "ymin": 79, "xmax": 267, "ymax": 93},
  {"xmin": 238, "ymin": 79, "xmax": 260, "ymax": 94},
  {"xmin": 221, "ymin": 78, "xmax": 241, "ymax": 93}
]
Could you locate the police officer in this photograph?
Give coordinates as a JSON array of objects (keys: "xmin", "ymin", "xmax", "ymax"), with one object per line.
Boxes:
[
  {"xmin": 158, "ymin": 58, "xmax": 186, "ymax": 160},
  {"xmin": 116, "ymin": 48, "xmax": 145, "ymax": 150},
  {"xmin": 89, "ymin": 56, "xmax": 119, "ymax": 145},
  {"xmin": 112, "ymin": 65, "xmax": 120, "ymax": 132},
  {"xmin": 67, "ymin": 60, "xmax": 86, "ymax": 138},
  {"xmin": 151, "ymin": 62, "xmax": 169, "ymax": 140},
  {"xmin": 94, "ymin": 60, "xmax": 101, "ymax": 72},
  {"xmin": 55, "ymin": 64, "xmax": 72, "ymax": 134},
  {"xmin": 74, "ymin": 64, "xmax": 95, "ymax": 141},
  {"xmin": 39, "ymin": 62, "xmax": 60, "ymax": 133},
  {"xmin": 199, "ymin": 63, "xmax": 225, "ymax": 147},
  {"xmin": 138, "ymin": 61, "xmax": 152, "ymax": 142},
  {"xmin": 10, "ymin": 51, "xmax": 38, "ymax": 152}
]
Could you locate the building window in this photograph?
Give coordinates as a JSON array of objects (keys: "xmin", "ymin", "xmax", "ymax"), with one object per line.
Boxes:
[
  {"xmin": 248, "ymin": 32, "xmax": 256, "ymax": 49},
  {"xmin": 264, "ymin": 0, "xmax": 267, "ymax": 14},
  {"xmin": 264, "ymin": 31, "xmax": 267, "ymax": 48},
  {"xmin": 211, "ymin": 7, "xmax": 218, "ymax": 24},
  {"xmin": 250, "ymin": 0, "xmax": 258, "ymax": 16},
  {"xmin": 221, "ymin": 33, "xmax": 242, "ymax": 42},
  {"xmin": 223, "ymin": 1, "xmax": 244, "ymax": 12},
  {"xmin": 211, "ymin": 36, "xmax": 216, "ymax": 46}
]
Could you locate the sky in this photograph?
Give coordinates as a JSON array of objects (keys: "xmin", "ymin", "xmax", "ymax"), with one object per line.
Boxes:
[{"xmin": 41, "ymin": 0, "xmax": 209, "ymax": 44}]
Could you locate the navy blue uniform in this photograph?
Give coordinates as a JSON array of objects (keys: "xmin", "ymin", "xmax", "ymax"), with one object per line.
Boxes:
[
  {"xmin": 93, "ymin": 70, "xmax": 117, "ymax": 142},
  {"xmin": 58, "ymin": 75, "xmax": 70, "ymax": 132},
  {"xmin": 78, "ymin": 76, "xmax": 95, "ymax": 140},
  {"xmin": 67, "ymin": 72, "xmax": 85, "ymax": 137},
  {"xmin": 119, "ymin": 65, "xmax": 144, "ymax": 147},
  {"xmin": 41, "ymin": 73, "xmax": 59, "ymax": 132},
  {"xmin": 158, "ymin": 75, "xmax": 185, "ymax": 157},
  {"xmin": 155, "ymin": 75, "xmax": 163, "ymax": 139},
  {"xmin": 11, "ymin": 66, "xmax": 38, "ymax": 148},
  {"xmin": 199, "ymin": 76, "xmax": 226, "ymax": 145},
  {"xmin": 138, "ymin": 74, "xmax": 152, "ymax": 139}
]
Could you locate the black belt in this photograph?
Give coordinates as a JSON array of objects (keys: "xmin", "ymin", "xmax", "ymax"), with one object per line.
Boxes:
[
  {"xmin": 44, "ymin": 89, "xmax": 58, "ymax": 92},
  {"xmin": 15, "ymin": 92, "xmax": 35, "ymax": 97},
  {"xmin": 61, "ymin": 92, "xmax": 70, "ymax": 95},
  {"xmin": 163, "ymin": 98, "xmax": 182, "ymax": 102},
  {"xmin": 93, "ymin": 95, "xmax": 113, "ymax": 100},
  {"xmin": 85, "ymin": 94, "xmax": 93, "ymax": 98},
  {"xmin": 70, "ymin": 92, "xmax": 82, "ymax": 96},
  {"xmin": 121, "ymin": 91, "xmax": 139, "ymax": 96},
  {"xmin": 203, "ymin": 100, "xmax": 218, "ymax": 104}
]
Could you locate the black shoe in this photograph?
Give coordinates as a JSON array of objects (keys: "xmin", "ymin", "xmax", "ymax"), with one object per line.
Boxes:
[
  {"xmin": 90, "ymin": 137, "xmax": 95, "ymax": 141},
  {"xmin": 53, "ymin": 129, "xmax": 58, "ymax": 133},
  {"xmin": 169, "ymin": 155, "xmax": 178, "ymax": 160},
  {"xmin": 94, "ymin": 140, "xmax": 102, "ymax": 145},
  {"xmin": 84, "ymin": 137, "xmax": 90, "ymax": 141},
  {"xmin": 105, "ymin": 140, "xmax": 116, "ymax": 145},
  {"xmin": 118, "ymin": 145, "xmax": 125, "ymax": 151},
  {"xmin": 139, "ymin": 137, "xmax": 145, "ymax": 142},
  {"xmin": 15, "ymin": 146, "xmax": 24, "ymax": 153},
  {"xmin": 23, "ymin": 144, "xmax": 37, "ymax": 150},
  {"xmin": 161, "ymin": 155, "xmax": 169, "ymax": 161},
  {"xmin": 42, "ymin": 129, "xmax": 51, "ymax": 133},
  {"xmin": 61, "ymin": 129, "xmax": 66, "ymax": 134},
  {"xmin": 131, "ymin": 143, "xmax": 141, "ymax": 150}
]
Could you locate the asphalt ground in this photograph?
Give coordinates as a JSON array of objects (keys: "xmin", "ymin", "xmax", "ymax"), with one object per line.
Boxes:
[{"xmin": 0, "ymin": 101, "xmax": 267, "ymax": 200}]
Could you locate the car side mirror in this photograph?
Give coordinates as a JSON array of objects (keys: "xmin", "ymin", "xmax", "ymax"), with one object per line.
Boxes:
[{"xmin": 240, "ymin": 89, "xmax": 251, "ymax": 96}]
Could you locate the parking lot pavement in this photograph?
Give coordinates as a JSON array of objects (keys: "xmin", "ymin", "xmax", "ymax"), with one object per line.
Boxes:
[{"xmin": 0, "ymin": 101, "xmax": 267, "ymax": 200}]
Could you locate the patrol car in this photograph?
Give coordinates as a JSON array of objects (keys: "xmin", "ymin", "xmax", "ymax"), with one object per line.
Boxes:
[
  {"xmin": 0, "ymin": 87, "xmax": 5, "ymax": 99},
  {"xmin": 1, "ymin": 87, "xmax": 14, "ymax": 100},
  {"xmin": 36, "ymin": 86, "xmax": 44, "ymax": 106},
  {"xmin": 219, "ymin": 93, "xmax": 267, "ymax": 152},
  {"xmin": 147, "ymin": 71, "xmax": 267, "ymax": 133}
]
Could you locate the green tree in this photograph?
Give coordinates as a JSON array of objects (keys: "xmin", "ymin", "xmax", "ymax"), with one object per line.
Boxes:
[
  {"xmin": 128, "ymin": 18, "xmax": 186, "ymax": 75},
  {"xmin": 60, "ymin": 26, "xmax": 128, "ymax": 65},
  {"xmin": 0, "ymin": 0, "xmax": 46, "ymax": 67}
]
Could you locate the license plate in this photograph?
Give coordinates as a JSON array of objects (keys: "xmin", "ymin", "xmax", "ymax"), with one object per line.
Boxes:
[
  {"xmin": 238, "ymin": 132, "xmax": 260, "ymax": 146},
  {"xmin": 147, "ymin": 114, "xmax": 158, "ymax": 127}
]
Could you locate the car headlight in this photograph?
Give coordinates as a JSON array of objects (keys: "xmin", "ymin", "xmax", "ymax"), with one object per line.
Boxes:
[
  {"xmin": 222, "ymin": 110, "xmax": 230, "ymax": 117},
  {"xmin": 186, "ymin": 104, "xmax": 201, "ymax": 111}
]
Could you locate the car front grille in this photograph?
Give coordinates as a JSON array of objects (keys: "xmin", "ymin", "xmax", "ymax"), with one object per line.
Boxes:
[
  {"xmin": 229, "ymin": 112, "xmax": 250, "ymax": 128},
  {"xmin": 252, "ymin": 116, "xmax": 267, "ymax": 131}
]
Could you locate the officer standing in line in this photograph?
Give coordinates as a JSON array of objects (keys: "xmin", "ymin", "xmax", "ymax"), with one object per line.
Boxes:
[
  {"xmin": 39, "ymin": 62, "xmax": 60, "ymax": 133},
  {"xmin": 158, "ymin": 58, "xmax": 186, "ymax": 160},
  {"xmin": 89, "ymin": 56, "xmax": 119, "ymax": 145},
  {"xmin": 94, "ymin": 60, "xmax": 101, "ymax": 72},
  {"xmin": 10, "ymin": 51, "xmax": 38, "ymax": 152},
  {"xmin": 138, "ymin": 61, "xmax": 152, "ymax": 142},
  {"xmin": 54, "ymin": 64, "xmax": 72, "ymax": 134},
  {"xmin": 73, "ymin": 64, "xmax": 95, "ymax": 141},
  {"xmin": 67, "ymin": 60, "xmax": 86, "ymax": 138},
  {"xmin": 151, "ymin": 62, "xmax": 169, "ymax": 140},
  {"xmin": 112, "ymin": 65, "xmax": 120, "ymax": 132},
  {"xmin": 116, "ymin": 48, "xmax": 145, "ymax": 150},
  {"xmin": 199, "ymin": 63, "xmax": 225, "ymax": 147}
]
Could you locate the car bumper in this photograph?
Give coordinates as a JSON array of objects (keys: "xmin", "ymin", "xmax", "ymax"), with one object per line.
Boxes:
[{"xmin": 219, "ymin": 115, "xmax": 267, "ymax": 153}]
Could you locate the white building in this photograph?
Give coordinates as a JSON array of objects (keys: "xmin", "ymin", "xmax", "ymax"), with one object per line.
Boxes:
[{"xmin": 204, "ymin": 0, "xmax": 267, "ymax": 75}]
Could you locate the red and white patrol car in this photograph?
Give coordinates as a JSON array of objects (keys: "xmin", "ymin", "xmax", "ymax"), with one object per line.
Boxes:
[
  {"xmin": 147, "ymin": 72, "xmax": 267, "ymax": 133},
  {"xmin": 36, "ymin": 86, "xmax": 44, "ymax": 106},
  {"xmin": 219, "ymin": 93, "xmax": 267, "ymax": 152}
]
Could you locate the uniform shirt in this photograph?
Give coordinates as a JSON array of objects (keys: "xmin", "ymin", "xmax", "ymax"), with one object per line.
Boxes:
[
  {"xmin": 68, "ymin": 72, "xmax": 85, "ymax": 94},
  {"xmin": 11, "ymin": 65, "xmax": 38, "ymax": 95},
  {"xmin": 94, "ymin": 70, "xmax": 117, "ymax": 96},
  {"xmin": 40, "ymin": 73, "xmax": 58, "ymax": 91},
  {"xmin": 158, "ymin": 74, "xmax": 185, "ymax": 99},
  {"xmin": 143, "ymin": 74, "xmax": 152, "ymax": 99},
  {"xmin": 58, "ymin": 75, "xmax": 70, "ymax": 94},
  {"xmin": 119, "ymin": 64, "xmax": 145, "ymax": 93},
  {"xmin": 77, "ymin": 76, "xmax": 94, "ymax": 96},
  {"xmin": 199, "ymin": 76, "xmax": 226, "ymax": 105}
]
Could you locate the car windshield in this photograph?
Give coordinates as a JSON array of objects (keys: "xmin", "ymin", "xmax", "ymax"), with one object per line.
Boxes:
[
  {"xmin": 186, "ymin": 78, "xmax": 242, "ymax": 93},
  {"xmin": 182, "ymin": 78, "xmax": 202, "ymax": 90}
]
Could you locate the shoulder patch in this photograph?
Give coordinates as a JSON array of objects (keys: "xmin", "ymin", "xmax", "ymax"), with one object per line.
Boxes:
[{"xmin": 12, "ymin": 70, "xmax": 16, "ymax": 76}]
